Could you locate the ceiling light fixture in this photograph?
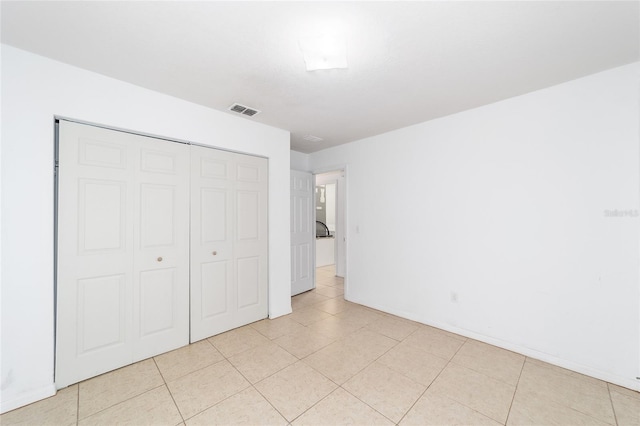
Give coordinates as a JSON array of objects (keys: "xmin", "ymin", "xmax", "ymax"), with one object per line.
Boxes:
[{"xmin": 299, "ymin": 34, "xmax": 348, "ymax": 71}]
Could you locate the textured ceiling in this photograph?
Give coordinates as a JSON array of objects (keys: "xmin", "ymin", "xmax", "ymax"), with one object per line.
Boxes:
[{"xmin": 2, "ymin": 1, "xmax": 638, "ymax": 153}]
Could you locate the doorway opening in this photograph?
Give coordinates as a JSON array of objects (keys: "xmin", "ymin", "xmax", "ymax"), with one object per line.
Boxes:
[
  {"xmin": 312, "ymin": 169, "xmax": 346, "ymax": 303},
  {"xmin": 298, "ymin": 169, "xmax": 346, "ymax": 306},
  {"xmin": 314, "ymin": 170, "xmax": 345, "ymax": 279},
  {"xmin": 290, "ymin": 167, "xmax": 347, "ymax": 310}
]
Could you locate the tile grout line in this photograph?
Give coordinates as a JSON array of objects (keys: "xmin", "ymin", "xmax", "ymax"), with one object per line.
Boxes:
[
  {"xmin": 250, "ymin": 381, "xmax": 291, "ymax": 424},
  {"xmin": 295, "ymin": 294, "xmax": 487, "ymax": 424},
  {"xmin": 260, "ymin": 320, "xmax": 349, "ymax": 423},
  {"xmin": 395, "ymin": 335, "xmax": 468, "ymax": 425},
  {"xmin": 289, "ymin": 314, "xmax": 402, "ymax": 423},
  {"xmin": 177, "ymin": 381, "xmax": 250, "ymax": 424},
  {"xmin": 78, "ymin": 382, "xmax": 168, "ymax": 423},
  {"xmin": 503, "ymin": 354, "xmax": 527, "ymax": 426},
  {"xmin": 152, "ymin": 357, "xmax": 186, "ymax": 425},
  {"xmin": 174, "ymin": 342, "xmax": 255, "ymax": 423},
  {"xmin": 319, "ymin": 316, "xmax": 446, "ymax": 425},
  {"xmin": 337, "ymin": 385, "xmax": 398, "ymax": 425},
  {"xmin": 398, "ymin": 337, "xmax": 512, "ymax": 425},
  {"xmin": 222, "ymin": 352, "xmax": 290, "ymax": 424},
  {"xmin": 606, "ymin": 383, "xmax": 620, "ymax": 426},
  {"xmin": 520, "ymin": 358, "xmax": 620, "ymax": 425},
  {"xmin": 75, "ymin": 383, "xmax": 80, "ymax": 426},
  {"xmin": 287, "ymin": 385, "xmax": 342, "ymax": 424},
  {"xmin": 226, "ymin": 342, "xmax": 300, "ymax": 425},
  {"xmin": 74, "ymin": 359, "xmax": 168, "ymax": 423}
]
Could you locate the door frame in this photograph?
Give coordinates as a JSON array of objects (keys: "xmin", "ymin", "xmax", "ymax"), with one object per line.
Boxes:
[{"xmin": 312, "ymin": 165, "xmax": 348, "ymax": 296}]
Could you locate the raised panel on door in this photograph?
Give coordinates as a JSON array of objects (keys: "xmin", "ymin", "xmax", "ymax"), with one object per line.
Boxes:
[
  {"xmin": 201, "ymin": 188, "xmax": 228, "ymax": 242},
  {"xmin": 290, "ymin": 170, "xmax": 314, "ymax": 295},
  {"xmin": 133, "ymin": 137, "xmax": 190, "ymax": 360},
  {"xmin": 76, "ymin": 274, "xmax": 127, "ymax": 355},
  {"xmin": 138, "ymin": 269, "xmax": 176, "ymax": 335},
  {"xmin": 140, "ymin": 184, "xmax": 175, "ymax": 247},
  {"xmin": 200, "ymin": 260, "xmax": 230, "ymax": 318},
  {"xmin": 56, "ymin": 121, "xmax": 135, "ymax": 388},
  {"xmin": 190, "ymin": 146, "xmax": 236, "ymax": 341},
  {"xmin": 236, "ymin": 190, "xmax": 260, "ymax": 241},
  {"xmin": 237, "ymin": 256, "xmax": 260, "ymax": 308},
  {"xmin": 78, "ymin": 180, "xmax": 127, "ymax": 252}
]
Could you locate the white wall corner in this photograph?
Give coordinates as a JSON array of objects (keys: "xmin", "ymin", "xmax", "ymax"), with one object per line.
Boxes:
[{"xmin": 290, "ymin": 150, "xmax": 310, "ymax": 171}]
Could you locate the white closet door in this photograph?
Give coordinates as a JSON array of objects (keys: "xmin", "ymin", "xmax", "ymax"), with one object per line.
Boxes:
[
  {"xmin": 132, "ymin": 136, "xmax": 190, "ymax": 361},
  {"xmin": 290, "ymin": 170, "xmax": 314, "ymax": 295},
  {"xmin": 190, "ymin": 147, "xmax": 236, "ymax": 339},
  {"xmin": 234, "ymin": 153, "xmax": 268, "ymax": 324},
  {"xmin": 190, "ymin": 145, "xmax": 268, "ymax": 341},
  {"xmin": 56, "ymin": 121, "xmax": 189, "ymax": 388}
]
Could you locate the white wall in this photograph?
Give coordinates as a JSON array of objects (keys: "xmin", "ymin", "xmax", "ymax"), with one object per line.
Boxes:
[
  {"xmin": 310, "ymin": 62, "xmax": 640, "ymax": 390},
  {"xmin": 324, "ymin": 183, "xmax": 336, "ymax": 233},
  {"xmin": 316, "ymin": 238, "xmax": 336, "ymax": 268},
  {"xmin": 0, "ymin": 45, "xmax": 292, "ymax": 413},
  {"xmin": 290, "ymin": 150, "xmax": 310, "ymax": 171}
]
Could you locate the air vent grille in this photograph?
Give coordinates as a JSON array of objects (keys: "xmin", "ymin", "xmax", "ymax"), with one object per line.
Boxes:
[
  {"xmin": 303, "ymin": 134, "xmax": 324, "ymax": 143},
  {"xmin": 228, "ymin": 103, "xmax": 261, "ymax": 117}
]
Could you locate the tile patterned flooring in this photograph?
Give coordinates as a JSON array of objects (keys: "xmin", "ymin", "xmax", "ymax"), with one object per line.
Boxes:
[{"xmin": 2, "ymin": 265, "xmax": 639, "ymax": 425}]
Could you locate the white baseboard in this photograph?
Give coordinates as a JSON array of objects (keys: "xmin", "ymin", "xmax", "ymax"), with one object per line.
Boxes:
[
  {"xmin": 352, "ymin": 297, "xmax": 640, "ymax": 392},
  {"xmin": 1, "ymin": 383, "xmax": 56, "ymax": 414}
]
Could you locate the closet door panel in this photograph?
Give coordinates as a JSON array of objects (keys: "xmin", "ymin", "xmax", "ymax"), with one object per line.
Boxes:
[
  {"xmin": 190, "ymin": 147, "xmax": 268, "ymax": 341},
  {"xmin": 57, "ymin": 122, "xmax": 190, "ymax": 387},
  {"xmin": 56, "ymin": 121, "xmax": 136, "ymax": 388},
  {"xmin": 233, "ymin": 156, "xmax": 268, "ymax": 322},
  {"xmin": 133, "ymin": 137, "xmax": 190, "ymax": 361},
  {"xmin": 190, "ymin": 146, "xmax": 236, "ymax": 341}
]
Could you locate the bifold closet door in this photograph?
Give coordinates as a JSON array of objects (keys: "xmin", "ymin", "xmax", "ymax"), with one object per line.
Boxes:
[
  {"xmin": 190, "ymin": 145, "xmax": 268, "ymax": 341},
  {"xmin": 56, "ymin": 121, "xmax": 189, "ymax": 388}
]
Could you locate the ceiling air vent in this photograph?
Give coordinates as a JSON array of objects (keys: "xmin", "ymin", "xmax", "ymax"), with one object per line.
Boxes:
[
  {"xmin": 303, "ymin": 134, "xmax": 323, "ymax": 143},
  {"xmin": 228, "ymin": 103, "xmax": 261, "ymax": 117}
]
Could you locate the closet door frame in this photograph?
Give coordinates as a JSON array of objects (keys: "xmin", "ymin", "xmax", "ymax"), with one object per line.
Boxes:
[{"xmin": 55, "ymin": 118, "xmax": 270, "ymax": 387}]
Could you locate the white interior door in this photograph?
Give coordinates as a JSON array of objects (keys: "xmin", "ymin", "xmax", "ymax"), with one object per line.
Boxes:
[
  {"xmin": 290, "ymin": 170, "xmax": 314, "ymax": 295},
  {"xmin": 190, "ymin": 145, "xmax": 268, "ymax": 341},
  {"xmin": 56, "ymin": 121, "xmax": 189, "ymax": 388}
]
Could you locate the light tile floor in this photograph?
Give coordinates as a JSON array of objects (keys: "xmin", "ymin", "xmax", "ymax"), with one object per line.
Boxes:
[{"xmin": 3, "ymin": 265, "xmax": 639, "ymax": 425}]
